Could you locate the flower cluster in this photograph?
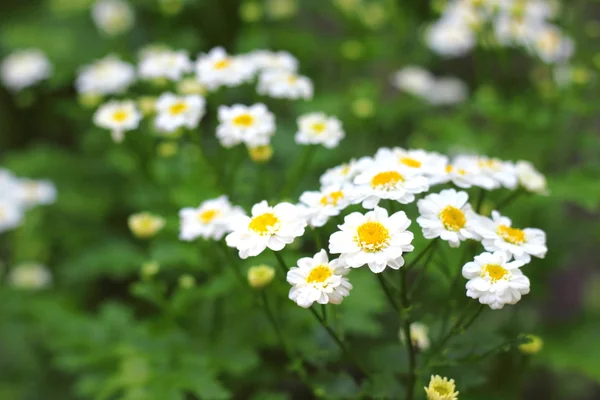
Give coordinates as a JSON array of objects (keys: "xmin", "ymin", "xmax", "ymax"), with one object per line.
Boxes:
[
  {"xmin": 426, "ymin": 0, "xmax": 574, "ymax": 65},
  {"xmin": 0, "ymin": 168, "xmax": 57, "ymax": 233}
]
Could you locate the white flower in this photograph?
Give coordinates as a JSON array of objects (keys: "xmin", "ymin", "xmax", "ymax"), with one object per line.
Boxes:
[
  {"xmin": 76, "ymin": 55, "xmax": 135, "ymax": 95},
  {"xmin": 295, "ymin": 112, "xmax": 345, "ymax": 148},
  {"xmin": 516, "ymin": 160, "xmax": 548, "ymax": 195},
  {"xmin": 226, "ymin": 200, "xmax": 307, "ymax": 259},
  {"xmin": 216, "ymin": 103, "xmax": 275, "ymax": 148},
  {"xmin": 248, "ymin": 49, "xmax": 298, "ymax": 72},
  {"xmin": 179, "ymin": 195, "xmax": 245, "ymax": 241},
  {"xmin": 353, "ymin": 160, "xmax": 429, "ymax": 209},
  {"xmin": 426, "ymin": 77, "xmax": 468, "ymax": 105},
  {"xmin": 329, "ymin": 207, "xmax": 414, "ymax": 273},
  {"xmin": 391, "ymin": 66, "xmax": 436, "ymax": 98},
  {"xmin": 0, "ymin": 168, "xmax": 21, "ymax": 201},
  {"xmin": 257, "ymin": 70, "xmax": 313, "ymax": 100},
  {"xmin": 195, "ymin": 47, "xmax": 254, "ymax": 90},
  {"xmin": 1, "ymin": 49, "xmax": 52, "ymax": 92},
  {"xmin": 417, "ymin": 189, "xmax": 481, "ymax": 248},
  {"xmin": 373, "ymin": 147, "xmax": 448, "ymax": 183},
  {"xmin": 400, "ymin": 322, "xmax": 430, "ymax": 351},
  {"xmin": 0, "ymin": 198, "xmax": 24, "ymax": 233},
  {"xmin": 475, "ymin": 156, "xmax": 518, "ymax": 189},
  {"xmin": 299, "ymin": 184, "xmax": 357, "ymax": 227},
  {"xmin": 154, "ymin": 93, "xmax": 205, "ymax": 133},
  {"xmin": 425, "ymin": 20, "xmax": 476, "ymax": 58},
  {"xmin": 462, "ymin": 251, "xmax": 530, "ymax": 309},
  {"xmin": 91, "ymin": 0, "xmax": 134, "ymax": 36},
  {"xmin": 319, "ymin": 157, "xmax": 371, "ymax": 186},
  {"xmin": 527, "ymin": 24, "xmax": 574, "ymax": 64},
  {"xmin": 139, "ymin": 49, "xmax": 193, "ymax": 81},
  {"xmin": 7, "ymin": 263, "xmax": 52, "ymax": 290},
  {"xmin": 436, "ymin": 156, "xmax": 497, "ymax": 189},
  {"xmin": 94, "ymin": 100, "xmax": 142, "ymax": 142},
  {"xmin": 287, "ymin": 249, "xmax": 352, "ymax": 308},
  {"xmin": 16, "ymin": 179, "xmax": 57, "ymax": 208},
  {"xmin": 476, "ymin": 211, "xmax": 547, "ymax": 263},
  {"xmin": 493, "ymin": 14, "xmax": 539, "ymax": 47}
]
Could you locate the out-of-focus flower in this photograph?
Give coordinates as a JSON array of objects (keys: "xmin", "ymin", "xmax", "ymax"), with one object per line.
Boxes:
[
  {"xmin": 216, "ymin": 104, "xmax": 275, "ymax": 148},
  {"xmin": 400, "ymin": 322, "xmax": 431, "ymax": 350},
  {"xmin": 257, "ymin": 70, "xmax": 313, "ymax": 100},
  {"xmin": 424, "ymin": 375, "xmax": 459, "ymax": 400},
  {"xmin": 128, "ymin": 212, "xmax": 166, "ymax": 239},
  {"xmin": 373, "ymin": 147, "xmax": 448, "ymax": 181},
  {"xmin": 1, "ymin": 49, "xmax": 52, "ymax": 92},
  {"xmin": 299, "ymin": 184, "xmax": 357, "ymax": 228},
  {"xmin": 226, "ymin": 200, "xmax": 307, "ymax": 259},
  {"xmin": 248, "ymin": 145, "xmax": 274, "ymax": 163},
  {"xmin": 157, "ymin": 141, "xmax": 178, "ymax": 158},
  {"xmin": 91, "ymin": 0, "xmax": 134, "ymax": 36},
  {"xmin": 463, "ymin": 251, "xmax": 530, "ymax": 309},
  {"xmin": 179, "ymin": 196, "xmax": 245, "ymax": 241},
  {"xmin": 16, "ymin": 179, "xmax": 57, "ymax": 209},
  {"xmin": 248, "ymin": 50, "xmax": 298, "ymax": 72},
  {"xmin": 266, "ymin": 0, "xmax": 297, "ymax": 20},
  {"xmin": 0, "ymin": 198, "xmax": 24, "ymax": 233},
  {"xmin": 528, "ymin": 24, "xmax": 574, "ymax": 64},
  {"xmin": 176, "ymin": 77, "xmax": 207, "ymax": 96},
  {"xmin": 93, "ymin": 100, "xmax": 142, "ymax": 142},
  {"xmin": 287, "ymin": 249, "xmax": 352, "ymax": 308},
  {"xmin": 320, "ymin": 158, "xmax": 369, "ymax": 187},
  {"xmin": 248, "ymin": 264, "xmax": 275, "ymax": 288},
  {"xmin": 154, "ymin": 93, "xmax": 205, "ymax": 133},
  {"xmin": 391, "ymin": 66, "xmax": 436, "ymax": 98},
  {"xmin": 426, "ymin": 20, "xmax": 476, "ymax": 57},
  {"xmin": 426, "ymin": 77, "xmax": 468, "ymax": 105},
  {"xmin": 516, "ymin": 160, "xmax": 548, "ymax": 195},
  {"xmin": 295, "ymin": 112, "xmax": 345, "ymax": 148},
  {"xmin": 329, "ymin": 207, "xmax": 414, "ymax": 273},
  {"xmin": 76, "ymin": 55, "xmax": 135, "ymax": 96},
  {"xmin": 8, "ymin": 263, "xmax": 52, "ymax": 290},
  {"xmin": 519, "ymin": 334, "xmax": 544, "ymax": 355},
  {"xmin": 139, "ymin": 49, "xmax": 192, "ymax": 82},
  {"xmin": 195, "ymin": 47, "xmax": 254, "ymax": 90}
]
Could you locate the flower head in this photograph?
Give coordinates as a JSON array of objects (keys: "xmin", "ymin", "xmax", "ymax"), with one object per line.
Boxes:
[
  {"xmin": 154, "ymin": 92, "xmax": 205, "ymax": 133},
  {"xmin": 248, "ymin": 264, "xmax": 276, "ymax": 289},
  {"xmin": 391, "ymin": 66, "xmax": 436, "ymax": 97},
  {"xmin": 248, "ymin": 145, "xmax": 274, "ymax": 163},
  {"xmin": 0, "ymin": 198, "xmax": 24, "ymax": 233},
  {"xmin": 287, "ymin": 249, "xmax": 352, "ymax": 308},
  {"xmin": 93, "ymin": 100, "xmax": 142, "ymax": 142},
  {"xmin": 248, "ymin": 49, "xmax": 298, "ymax": 72},
  {"xmin": 1, "ymin": 49, "xmax": 52, "ymax": 92},
  {"xmin": 319, "ymin": 157, "xmax": 371, "ymax": 187},
  {"xmin": 195, "ymin": 47, "xmax": 254, "ymax": 90},
  {"xmin": 216, "ymin": 103, "xmax": 275, "ymax": 148},
  {"xmin": 424, "ymin": 375, "xmax": 459, "ymax": 400},
  {"xmin": 257, "ymin": 70, "xmax": 313, "ymax": 100},
  {"xmin": 91, "ymin": 0, "xmax": 134, "ymax": 36},
  {"xmin": 128, "ymin": 212, "xmax": 166, "ymax": 239},
  {"xmin": 8, "ymin": 263, "xmax": 52, "ymax": 290},
  {"xmin": 295, "ymin": 112, "xmax": 345, "ymax": 148},
  {"xmin": 179, "ymin": 196, "xmax": 245, "ymax": 241},
  {"xmin": 76, "ymin": 55, "xmax": 135, "ymax": 95},
  {"xmin": 426, "ymin": 19, "xmax": 476, "ymax": 58},
  {"xmin": 16, "ymin": 179, "xmax": 57, "ymax": 209},
  {"xmin": 516, "ymin": 160, "xmax": 548, "ymax": 195},
  {"xmin": 299, "ymin": 184, "xmax": 356, "ymax": 227},
  {"xmin": 139, "ymin": 49, "xmax": 192, "ymax": 82}
]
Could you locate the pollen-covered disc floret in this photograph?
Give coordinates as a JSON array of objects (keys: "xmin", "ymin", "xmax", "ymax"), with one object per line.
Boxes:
[
  {"xmin": 462, "ymin": 251, "xmax": 530, "ymax": 310},
  {"xmin": 295, "ymin": 112, "xmax": 345, "ymax": 148},
  {"xmin": 179, "ymin": 195, "xmax": 245, "ymax": 241},
  {"xmin": 76, "ymin": 55, "xmax": 135, "ymax": 96},
  {"xmin": 424, "ymin": 375, "xmax": 459, "ymax": 400},
  {"xmin": 195, "ymin": 47, "xmax": 254, "ymax": 90},
  {"xmin": 475, "ymin": 211, "xmax": 547, "ymax": 263},
  {"xmin": 93, "ymin": 100, "xmax": 142, "ymax": 142},
  {"xmin": 329, "ymin": 206, "xmax": 414, "ymax": 273},
  {"xmin": 257, "ymin": 70, "xmax": 313, "ymax": 100},
  {"xmin": 417, "ymin": 189, "xmax": 481, "ymax": 248},
  {"xmin": 298, "ymin": 184, "xmax": 356, "ymax": 227},
  {"xmin": 226, "ymin": 200, "xmax": 307, "ymax": 259},
  {"xmin": 216, "ymin": 103, "xmax": 275, "ymax": 148},
  {"xmin": 154, "ymin": 92, "xmax": 205, "ymax": 133},
  {"xmin": 287, "ymin": 249, "xmax": 352, "ymax": 308}
]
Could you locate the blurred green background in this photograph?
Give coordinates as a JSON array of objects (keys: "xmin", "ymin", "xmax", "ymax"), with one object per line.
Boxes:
[{"xmin": 1, "ymin": 0, "xmax": 600, "ymax": 399}]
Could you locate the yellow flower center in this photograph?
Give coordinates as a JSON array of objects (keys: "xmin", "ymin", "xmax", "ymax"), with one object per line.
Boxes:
[
  {"xmin": 312, "ymin": 122, "xmax": 326, "ymax": 133},
  {"xmin": 400, "ymin": 157, "xmax": 422, "ymax": 168},
  {"xmin": 112, "ymin": 110, "xmax": 128, "ymax": 122},
  {"xmin": 249, "ymin": 212, "xmax": 279, "ymax": 234},
  {"xmin": 287, "ymin": 75, "xmax": 297, "ymax": 84},
  {"xmin": 356, "ymin": 221, "xmax": 390, "ymax": 252},
  {"xmin": 497, "ymin": 224, "xmax": 526, "ymax": 245},
  {"xmin": 198, "ymin": 209, "xmax": 219, "ymax": 224},
  {"xmin": 445, "ymin": 165, "xmax": 453, "ymax": 173},
  {"xmin": 306, "ymin": 265, "xmax": 332, "ymax": 283},
  {"xmin": 439, "ymin": 206, "xmax": 466, "ymax": 231},
  {"xmin": 478, "ymin": 158, "xmax": 501, "ymax": 170},
  {"xmin": 484, "ymin": 264, "xmax": 509, "ymax": 282},
  {"xmin": 371, "ymin": 171, "xmax": 404, "ymax": 189},
  {"xmin": 233, "ymin": 113, "xmax": 255, "ymax": 127},
  {"xmin": 319, "ymin": 190, "xmax": 344, "ymax": 206},
  {"xmin": 214, "ymin": 58, "xmax": 232, "ymax": 69},
  {"xmin": 432, "ymin": 384, "xmax": 452, "ymax": 395},
  {"xmin": 169, "ymin": 101, "xmax": 188, "ymax": 115}
]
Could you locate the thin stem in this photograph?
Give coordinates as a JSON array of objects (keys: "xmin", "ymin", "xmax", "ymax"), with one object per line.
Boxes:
[
  {"xmin": 409, "ymin": 240, "xmax": 440, "ymax": 297},
  {"xmin": 281, "ymin": 145, "xmax": 316, "ymax": 199},
  {"xmin": 405, "ymin": 239, "xmax": 439, "ymax": 271},
  {"xmin": 312, "ymin": 227, "xmax": 323, "ymax": 250},
  {"xmin": 321, "ymin": 304, "xmax": 328, "ymax": 324},
  {"xmin": 261, "ymin": 290, "xmax": 290, "ymax": 354},
  {"xmin": 461, "ymin": 303, "xmax": 485, "ymax": 332},
  {"xmin": 400, "ymin": 268, "xmax": 416, "ymax": 400},
  {"xmin": 376, "ymin": 273, "xmax": 401, "ymax": 313},
  {"xmin": 272, "ymin": 250, "xmax": 289, "ymax": 276},
  {"xmin": 475, "ymin": 188, "xmax": 486, "ymax": 213}
]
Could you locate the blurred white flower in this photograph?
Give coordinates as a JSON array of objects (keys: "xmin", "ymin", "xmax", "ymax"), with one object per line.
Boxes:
[
  {"xmin": 93, "ymin": 100, "xmax": 142, "ymax": 142},
  {"xmin": 1, "ymin": 49, "xmax": 52, "ymax": 92},
  {"xmin": 179, "ymin": 196, "xmax": 245, "ymax": 241},
  {"xmin": 426, "ymin": 77, "xmax": 468, "ymax": 105},
  {"xmin": 8, "ymin": 263, "xmax": 52, "ymax": 290},
  {"xmin": 139, "ymin": 49, "xmax": 193, "ymax": 82},
  {"xmin": 16, "ymin": 179, "xmax": 57, "ymax": 209},
  {"xmin": 0, "ymin": 198, "xmax": 24, "ymax": 233},
  {"xmin": 195, "ymin": 47, "xmax": 254, "ymax": 90},
  {"xmin": 91, "ymin": 0, "xmax": 134, "ymax": 36},
  {"xmin": 257, "ymin": 70, "xmax": 313, "ymax": 100},
  {"xmin": 154, "ymin": 92, "xmax": 205, "ymax": 133},
  {"xmin": 391, "ymin": 66, "xmax": 436, "ymax": 98},
  {"xmin": 425, "ymin": 20, "xmax": 476, "ymax": 58},
  {"xmin": 373, "ymin": 148, "xmax": 449, "ymax": 182},
  {"xmin": 319, "ymin": 157, "xmax": 370, "ymax": 187},
  {"xmin": 76, "ymin": 55, "xmax": 135, "ymax": 95},
  {"xmin": 400, "ymin": 322, "xmax": 430, "ymax": 350},
  {"xmin": 516, "ymin": 160, "xmax": 548, "ymax": 195},
  {"xmin": 248, "ymin": 49, "xmax": 298, "ymax": 72},
  {"xmin": 216, "ymin": 103, "xmax": 275, "ymax": 148},
  {"xmin": 298, "ymin": 184, "xmax": 357, "ymax": 227},
  {"xmin": 295, "ymin": 112, "xmax": 345, "ymax": 148},
  {"xmin": 528, "ymin": 24, "xmax": 574, "ymax": 64}
]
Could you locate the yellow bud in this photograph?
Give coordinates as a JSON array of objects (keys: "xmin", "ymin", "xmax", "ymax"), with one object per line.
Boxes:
[
  {"xmin": 138, "ymin": 96, "xmax": 157, "ymax": 115},
  {"xmin": 176, "ymin": 77, "xmax": 207, "ymax": 96},
  {"xmin": 141, "ymin": 261, "xmax": 160, "ymax": 279},
  {"xmin": 179, "ymin": 274, "xmax": 196, "ymax": 289},
  {"xmin": 79, "ymin": 93, "xmax": 102, "ymax": 109},
  {"xmin": 248, "ymin": 145, "xmax": 274, "ymax": 163},
  {"xmin": 352, "ymin": 97, "xmax": 374, "ymax": 118},
  {"xmin": 157, "ymin": 141, "xmax": 178, "ymax": 158},
  {"xmin": 248, "ymin": 265, "xmax": 275, "ymax": 289},
  {"xmin": 128, "ymin": 212, "xmax": 166, "ymax": 239},
  {"xmin": 240, "ymin": 2, "xmax": 263, "ymax": 22},
  {"xmin": 519, "ymin": 334, "xmax": 543, "ymax": 355}
]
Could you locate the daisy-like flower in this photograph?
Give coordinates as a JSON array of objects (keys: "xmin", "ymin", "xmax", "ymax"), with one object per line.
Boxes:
[
  {"xmin": 179, "ymin": 196, "xmax": 245, "ymax": 241},
  {"xmin": 476, "ymin": 210, "xmax": 547, "ymax": 263},
  {"xmin": 299, "ymin": 184, "xmax": 356, "ymax": 227},
  {"xmin": 1, "ymin": 49, "xmax": 52, "ymax": 92},
  {"xmin": 76, "ymin": 55, "xmax": 135, "ymax": 95},
  {"xmin": 91, "ymin": 0, "xmax": 134, "ymax": 36},
  {"xmin": 391, "ymin": 66, "xmax": 435, "ymax": 98},
  {"xmin": 476, "ymin": 155, "xmax": 518, "ymax": 189},
  {"xmin": 436, "ymin": 155, "xmax": 499, "ymax": 190},
  {"xmin": 424, "ymin": 375, "xmax": 459, "ymax": 400},
  {"xmin": 295, "ymin": 112, "xmax": 345, "ymax": 148},
  {"xmin": 286, "ymin": 249, "xmax": 352, "ymax": 308},
  {"xmin": 528, "ymin": 24, "xmax": 574, "ymax": 64},
  {"xmin": 374, "ymin": 147, "xmax": 448, "ymax": 182},
  {"xmin": 0, "ymin": 198, "xmax": 24, "ymax": 233},
  {"xmin": 195, "ymin": 47, "xmax": 254, "ymax": 90},
  {"xmin": 16, "ymin": 179, "xmax": 57, "ymax": 208},
  {"xmin": 319, "ymin": 157, "xmax": 371, "ymax": 186},
  {"xmin": 417, "ymin": 189, "xmax": 481, "ymax": 248},
  {"xmin": 462, "ymin": 251, "xmax": 530, "ymax": 309},
  {"xmin": 93, "ymin": 100, "xmax": 142, "ymax": 142},
  {"xmin": 425, "ymin": 19, "xmax": 476, "ymax": 58},
  {"xmin": 329, "ymin": 206, "xmax": 414, "ymax": 273},
  {"xmin": 516, "ymin": 160, "xmax": 548, "ymax": 195},
  {"xmin": 139, "ymin": 49, "xmax": 193, "ymax": 82},
  {"xmin": 226, "ymin": 200, "xmax": 307, "ymax": 259},
  {"xmin": 7, "ymin": 263, "xmax": 52, "ymax": 290},
  {"xmin": 400, "ymin": 322, "xmax": 431, "ymax": 351},
  {"xmin": 257, "ymin": 70, "xmax": 313, "ymax": 100},
  {"xmin": 249, "ymin": 49, "xmax": 298, "ymax": 72},
  {"xmin": 353, "ymin": 160, "xmax": 429, "ymax": 209},
  {"xmin": 154, "ymin": 93, "xmax": 205, "ymax": 133},
  {"xmin": 216, "ymin": 103, "xmax": 275, "ymax": 148},
  {"xmin": 128, "ymin": 212, "xmax": 166, "ymax": 239}
]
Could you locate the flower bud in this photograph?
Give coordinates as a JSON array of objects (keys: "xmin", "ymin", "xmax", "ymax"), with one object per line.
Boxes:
[
  {"xmin": 141, "ymin": 261, "xmax": 160, "ymax": 280},
  {"xmin": 248, "ymin": 145, "xmax": 274, "ymax": 163},
  {"xmin": 179, "ymin": 274, "xmax": 196, "ymax": 289},
  {"xmin": 79, "ymin": 93, "xmax": 102, "ymax": 109},
  {"xmin": 128, "ymin": 212, "xmax": 166, "ymax": 239},
  {"xmin": 519, "ymin": 334, "xmax": 543, "ymax": 355},
  {"xmin": 247, "ymin": 265, "xmax": 275, "ymax": 289},
  {"xmin": 8, "ymin": 263, "xmax": 52, "ymax": 290}
]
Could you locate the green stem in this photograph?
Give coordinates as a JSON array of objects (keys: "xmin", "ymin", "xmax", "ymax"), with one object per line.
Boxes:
[
  {"xmin": 281, "ymin": 145, "xmax": 316, "ymax": 199},
  {"xmin": 261, "ymin": 290, "xmax": 290, "ymax": 354},
  {"xmin": 312, "ymin": 227, "xmax": 323, "ymax": 250},
  {"xmin": 475, "ymin": 187, "xmax": 486, "ymax": 213},
  {"xmin": 405, "ymin": 239, "xmax": 438, "ymax": 271},
  {"xmin": 409, "ymin": 240, "xmax": 440, "ymax": 297},
  {"xmin": 376, "ymin": 273, "xmax": 401, "ymax": 313},
  {"xmin": 400, "ymin": 268, "xmax": 416, "ymax": 400},
  {"xmin": 272, "ymin": 250, "xmax": 289, "ymax": 276},
  {"xmin": 496, "ymin": 189, "xmax": 523, "ymax": 211}
]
